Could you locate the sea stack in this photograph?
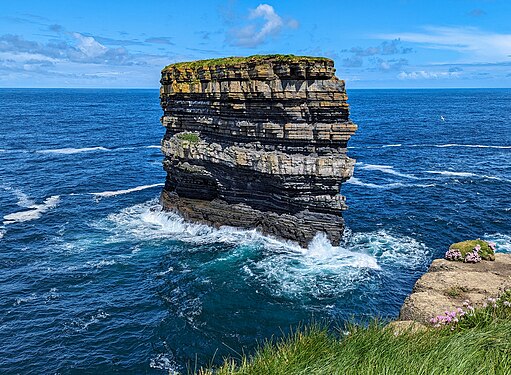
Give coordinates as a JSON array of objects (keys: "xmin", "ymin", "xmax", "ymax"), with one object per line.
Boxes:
[{"xmin": 159, "ymin": 55, "xmax": 357, "ymax": 246}]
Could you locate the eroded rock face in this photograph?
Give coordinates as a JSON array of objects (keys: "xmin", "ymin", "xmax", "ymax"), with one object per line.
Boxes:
[
  {"xmin": 399, "ymin": 253, "xmax": 511, "ymax": 324},
  {"xmin": 159, "ymin": 55, "xmax": 357, "ymax": 246}
]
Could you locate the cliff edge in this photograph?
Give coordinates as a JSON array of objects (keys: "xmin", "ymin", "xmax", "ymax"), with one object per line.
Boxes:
[
  {"xmin": 400, "ymin": 253, "xmax": 511, "ymax": 324},
  {"xmin": 159, "ymin": 55, "xmax": 357, "ymax": 246}
]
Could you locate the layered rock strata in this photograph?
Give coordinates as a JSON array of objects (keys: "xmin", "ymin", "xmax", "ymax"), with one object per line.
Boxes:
[{"xmin": 159, "ymin": 55, "xmax": 357, "ymax": 246}]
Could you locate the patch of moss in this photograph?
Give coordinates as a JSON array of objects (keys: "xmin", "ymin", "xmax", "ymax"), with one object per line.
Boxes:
[
  {"xmin": 449, "ymin": 239, "xmax": 495, "ymax": 261},
  {"xmin": 162, "ymin": 54, "xmax": 332, "ymax": 72},
  {"xmin": 176, "ymin": 132, "xmax": 200, "ymax": 143}
]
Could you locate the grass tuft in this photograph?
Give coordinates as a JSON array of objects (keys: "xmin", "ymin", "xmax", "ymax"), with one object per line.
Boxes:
[
  {"xmin": 176, "ymin": 132, "xmax": 200, "ymax": 143},
  {"xmin": 449, "ymin": 239, "xmax": 495, "ymax": 260}
]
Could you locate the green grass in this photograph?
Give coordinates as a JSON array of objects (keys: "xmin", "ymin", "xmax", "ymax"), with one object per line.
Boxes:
[
  {"xmin": 200, "ymin": 291, "xmax": 511, "ymax": 375},
  {"xmin": 162, "ymin": 54, "xmax": 332, "ymax": 71},
  {"xmin": 449, "ymin": 239, "xmax": 495, "ymax": 260},
  {"xmin": 176, "ymin": 132, "xmax": 200, "ymax": 143}
]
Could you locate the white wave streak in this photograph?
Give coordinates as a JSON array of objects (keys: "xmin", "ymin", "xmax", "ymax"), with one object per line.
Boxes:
[
  {"xmin": 426, "ymin": 170, "xmax": 477, "ymax": 178},
  {"xmin": 145, "ymin": 145, "xmax": 161, "ymax": 149},
  {"xmin": 359, "ymin": 164, "xmax": 418, "ymax": 179},
  {"xmin": 97, "ymin": 200, "xmax": 429, "ymax": 300},
  {"xmin": 3, "ymin": 196, "xmax": 60, "ymax": 225},
  {"xmin": 91, "ymin": 183, "xmax": 164, "ymax": 198},
  {"xmin": 434, "ymin": 144, "xmax": 511, "ymax": 149},
  {"xmin": 382, "ymin": 144, "xmax": 402, "ymax": 147},
  {"xmin": 37, "ymin": 147, "xmax": 110, "ymax": 154},
  {"xmin": 346, "ymin": 177, "xmax": 434, "ymax": 189}
]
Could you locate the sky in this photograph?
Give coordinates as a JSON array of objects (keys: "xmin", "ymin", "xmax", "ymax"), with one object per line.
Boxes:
[{"xmin": 1, "ymin": 0, "xmax": 510, "ymax": 88}]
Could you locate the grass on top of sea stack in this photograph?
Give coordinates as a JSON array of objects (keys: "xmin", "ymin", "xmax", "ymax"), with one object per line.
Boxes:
[
  {"xmin": 200, "ymin": 292, "xmax": 511, "ymax": 375},
  {"xmin": 162, "ymin": 54, "xmax": 332, "ymax": 71}
]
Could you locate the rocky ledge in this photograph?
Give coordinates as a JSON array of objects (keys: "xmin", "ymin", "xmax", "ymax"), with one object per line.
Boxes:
[
  {"xmin": 159, "ymin": 55, "xmax": 357, "ymax": 246},
  {"xmin": 400, "ymin": 252, "xmax": 511, "ymax": 324}
]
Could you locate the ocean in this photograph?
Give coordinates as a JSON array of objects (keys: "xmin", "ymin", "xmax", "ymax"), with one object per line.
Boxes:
[{"xmin": 1, "ymin": 88, "xmax": 510, "ymax": 374}]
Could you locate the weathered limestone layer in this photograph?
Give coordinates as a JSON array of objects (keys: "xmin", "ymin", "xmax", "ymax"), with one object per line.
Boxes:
[
  {"xmin": 159, "ymin": 55, "xmax": 357, "ymax": 246},
  {"xmin": 400, "ymin": 253, "xmax": 511, "ymax": 324}
]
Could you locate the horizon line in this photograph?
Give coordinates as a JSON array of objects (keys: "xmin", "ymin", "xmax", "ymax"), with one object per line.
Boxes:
[{"xmin": 1, "ymin": 86, "xmax": 511, "ymax": 90}]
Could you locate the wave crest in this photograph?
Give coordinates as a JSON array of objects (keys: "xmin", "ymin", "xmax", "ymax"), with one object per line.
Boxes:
[
  {"xmin": 91, "ymin": 183, "xmax": 164, "ymax": 198},
  {"xmin": 37, "ymin": 147, "xmax": 110, "ymax": 154},
  {"xmin": 3, "ymin": 195, "xmax": 60, "ymax": 225}
]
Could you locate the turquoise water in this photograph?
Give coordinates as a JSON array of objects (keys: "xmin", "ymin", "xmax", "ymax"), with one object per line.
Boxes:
[{"xmin": 0, "ymin": 88, "xmax": 510, "ymax": 373}]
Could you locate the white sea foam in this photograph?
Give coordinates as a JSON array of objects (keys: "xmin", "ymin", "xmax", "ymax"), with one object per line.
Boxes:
[
  {"xmin": 91, "ymin": 183, "xmax": 164, "ymax": 198},
  {"xmin": 359, "ymin": 164, "xmax": 418, "ymax": 179},
  {"xmin": 69, "ymin": 310, "xmax": 110, "ymax": 331},
  {"xmin": 434, "ymin": 144, "xmax": 511, "ymax": 149},
  {"xmin": 3, "ymin": 195, "xmax": 60, "ymax": 225},
  {"xmin": 150, "ymin": 353, "xmax": 179, "ymax": 374},
  {"xmin": 426, "ymin": 170, "xmax": 477, "ymax": 178},
  {"xmin": 382, "ymin": 144, "xmax": 402, "ymax": 147},
  {"xmin": 425, "ymin": 170, "xmax": 511, "ymax": 183},
  {"xmin": 346, "ymin": 177, "xmax": 435, "ymax": 189},
  {"xmin": 0, "ymin": 228, "xmax": 4, "ymax": 239},
  {"xmin": 484, "ymin": 233, "xmax": 511, "ymax": 253},
  {"xmin": 96, "ymin": 199, "xmax": 430, "ymax": 300},
  {"xmin": 84, "ymin": 259, "xmax": 117, "ymax": 269},
  {"xmin": 145, "ymin": 145, "xmax": 161, "ymax": 149},
  {"xmin": 2, "ymin": 186, "xmax": 35, "ymax": 207},
  {"xmin": 37, "ymin": 147, "xmax": 110, "ymax": 154}
]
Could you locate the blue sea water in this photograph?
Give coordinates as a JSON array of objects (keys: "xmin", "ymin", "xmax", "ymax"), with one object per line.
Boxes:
[{"xmin": 0, "ymin": 88, "xmax": 510, "ymax": 374}]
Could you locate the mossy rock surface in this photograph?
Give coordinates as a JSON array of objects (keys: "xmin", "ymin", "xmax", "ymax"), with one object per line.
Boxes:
[
  {"xmin": 449, "ymin": 239, "xmax": 495, "ymax": 261},
  {"xmin": 162, "ymin": 54, "xmax": 332, "ymax": 71},
  {"xmin": 176, "ymin": 132, "xmax": 200, "ymax": 143}
]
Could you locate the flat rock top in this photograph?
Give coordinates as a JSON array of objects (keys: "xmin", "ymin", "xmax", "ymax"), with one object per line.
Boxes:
[
  {"xmin": 162, "ymin": 54, "xmax": 332, "ymax": 72},
  {"xmin": 400, "ymin": 253, "xmax": 511, "ymax": 324}
]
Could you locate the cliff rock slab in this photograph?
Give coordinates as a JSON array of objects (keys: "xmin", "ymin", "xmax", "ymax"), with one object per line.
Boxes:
[
  {"xmin": 399, "ymin": 253, "xmax": 511, "ymax": 324},
  {"xmin": 159, "ymin": 55, "xmax": 357, "ymax": 246}
]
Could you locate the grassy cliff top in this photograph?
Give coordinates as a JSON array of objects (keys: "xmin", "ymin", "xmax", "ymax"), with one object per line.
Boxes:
[{"xmin": 162, "ymin": 54, "xmax": 332, "ymax": 72}]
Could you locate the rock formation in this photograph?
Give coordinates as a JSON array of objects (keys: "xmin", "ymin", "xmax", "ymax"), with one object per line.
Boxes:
[
  {"xmin": 400, "ymin": 253, "xmax": 511, "ymax": 324},
  {"xmin": 159, "ymin": 55, "xmax": 357, "ymax": 246}
]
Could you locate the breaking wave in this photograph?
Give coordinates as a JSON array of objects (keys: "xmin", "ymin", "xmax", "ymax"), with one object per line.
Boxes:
[
  {"xmin": 485, "ymin": 233, "xmax": 511, "ymax": 253},
  {"xmin": 91, "ymin": 183, "xmax": 164, "ymax": 198},
  {"xmin": 426, "ymin": 170, "xmax": 477, "ymax": 178},
  {"xmin": 359, "ymin": 163, "xmax": 418, "ymax": 179},
  {"xmin": 37, "ymin": 147, "xmax": 110, "ymax": 154},
  {"xmin": 3, "ymin": 195, "xmax": 60, "ymax": 225},
  {"xmin": 95, "ymin": 199, "xmax": 429, "ymax": 300},
  {"xmin": 346, "ymin": 177, "xmax": 435, "ymax": 189}
]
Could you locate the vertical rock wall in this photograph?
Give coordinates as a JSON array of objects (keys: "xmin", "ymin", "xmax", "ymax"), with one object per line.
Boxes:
[{"xmin": 159, "ymin": 55, "xmax": 357, "ymax": 246}]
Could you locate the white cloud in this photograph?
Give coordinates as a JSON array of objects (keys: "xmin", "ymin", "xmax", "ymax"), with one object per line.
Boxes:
[
  {"xmin": 72, "ymin": 33, "xmax": 107, "ymax": 57},
  {"xmin": 377, "ymin": 26, "xmax": 511, "ymax": 63},
  {"xmin": 230, "ymin": 4, "xmax": 298, "ymax": 47},
  {"xmin": 397, "ymin": 70, "xmax": 462, "ymax": 80}
]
